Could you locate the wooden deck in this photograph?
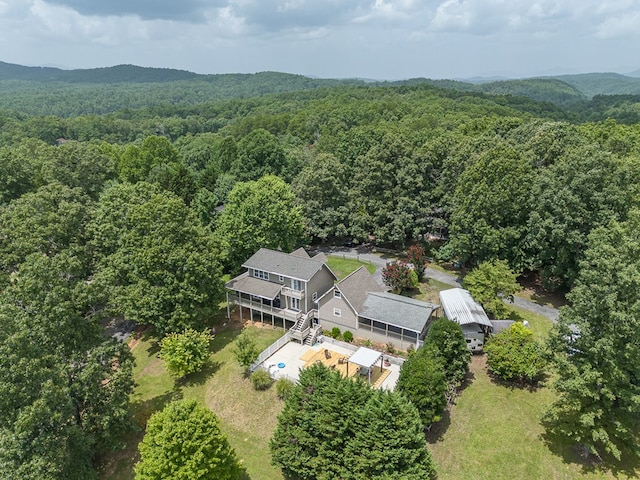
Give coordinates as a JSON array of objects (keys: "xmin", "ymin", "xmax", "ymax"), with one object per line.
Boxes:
[{"xmin": 301, "ymin": 348, "xmax": 391, "ymax": 386}]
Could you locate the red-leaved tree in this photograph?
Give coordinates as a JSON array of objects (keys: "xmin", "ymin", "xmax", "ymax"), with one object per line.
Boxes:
[
  {"xmin": 382, "ymin": 262, "xmax": 418, "ymax": 293},
  {"xmin": 405, "ymin": 244, "xmax": 428, "ymax": 281}
]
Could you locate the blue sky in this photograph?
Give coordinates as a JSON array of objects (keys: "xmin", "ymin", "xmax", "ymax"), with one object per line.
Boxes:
[{"xmin": 1, "ymin": 0, "xmax": 638, "ymax": 79}]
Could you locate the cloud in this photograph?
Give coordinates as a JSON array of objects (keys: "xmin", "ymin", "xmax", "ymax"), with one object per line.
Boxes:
[{"xmin": 44, "ymin": 0, "xmax": 221, "ymax": 22}]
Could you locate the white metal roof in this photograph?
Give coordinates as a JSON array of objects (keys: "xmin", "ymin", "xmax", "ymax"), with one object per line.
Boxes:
[
  {"xmin": 348, "ymin": 347, "xmax": 383, "ymax": 368},
  {"xmin": 438, "ymin": 288, "xmax": 493, "ymax": 328}
]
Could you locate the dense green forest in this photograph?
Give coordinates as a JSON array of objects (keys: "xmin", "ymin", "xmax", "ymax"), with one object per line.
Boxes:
[{"xmin": 2, "ymin": 64, "xmax": 640, "ymax": 477}]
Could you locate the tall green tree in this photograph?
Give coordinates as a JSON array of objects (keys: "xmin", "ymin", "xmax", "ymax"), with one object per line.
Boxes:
[
  {"xmin": 485, "ymin": 323, "xmax": 546, "ymax": 383},
  {"xmin": 135, "ymin": 399, "xmax": 241, "ymax": 480},
  {"xmin": 0, "ymin": 252, "xmax": 134, "ymax": 479},
  {"xmin": 424, "ymin": 318, "xmax": 471, "ymax": 388},
  {"xmin": 544, "ymin": 211, "xmax": 640, "ymax": 460},
  {"xmin": 89, "ymin": 182, "xmax": 225, "ymax": 335},
  {"xmin": 233, "ymin": 129, "xmax": 287, "ymax": 181},
  {"xmin": 463, "ymin": 259, "xmax": 520, "ymax": 319},
  {"xmin": 396, "ymin": 344, "xmax": 447, "ymax": 426},
  {"xmin": 449, "ymin": 142, "xmax": 533, "ymax": 269},
  {"xmin": 216, "ymin": 175, "xmax": 305, "ymax": 272}
]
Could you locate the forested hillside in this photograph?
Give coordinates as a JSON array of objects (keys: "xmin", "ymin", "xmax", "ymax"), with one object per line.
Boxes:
[{"xmin": 2, "ymin": 75, "xmax": 640, "ymax": 478}]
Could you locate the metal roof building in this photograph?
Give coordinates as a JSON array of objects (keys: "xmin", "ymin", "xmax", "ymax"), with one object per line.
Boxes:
[{"xmin": 438, "ymin": 288, "xmax": 493, "ymax": 328}]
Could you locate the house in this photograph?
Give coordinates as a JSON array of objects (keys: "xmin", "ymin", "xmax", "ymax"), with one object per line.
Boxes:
[
  {"xmin": 438, "ymin": 288, "xmax": 493, "ymax": 352},
  {"xmin": 316, "ymin": 266, "xmax": 440, "ymax": 350},
  {"xmin": 225, "ymin": 248, "xmax": 337, "ymax": 343}
]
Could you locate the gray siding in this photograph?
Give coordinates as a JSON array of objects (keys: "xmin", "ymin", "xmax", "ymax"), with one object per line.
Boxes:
[
  {"xmin": 318, "ymin": 292, "xmax": 358, "ymax": 330},
  {"xmin": 305, "ymin": 266, "xmax": 335, "ymax": 312}
]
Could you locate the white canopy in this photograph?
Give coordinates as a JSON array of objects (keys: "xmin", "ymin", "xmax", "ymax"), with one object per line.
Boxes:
[{"xmin": 348, "ymin": 347, "xmax": 382, "ymax": 368}]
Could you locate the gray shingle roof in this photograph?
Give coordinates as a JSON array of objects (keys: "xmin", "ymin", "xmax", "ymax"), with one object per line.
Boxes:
[
  {"xmin": 242, "ymin": 248, "xmax": 333, "ymax": 281},
  {"xmin": 337, "ymin": 266, "xmax": 384, "ymax": 313},
  {"xmin": 360, "ymin": 292, "xmax": 438, "ymax": 333},
  {"xmin": 439, "ymin": 288, "xmax": 493, "ymax": 328},
  {"xmin": 226, "ymin": 272, "xmax": 282, "ymax": 299}
]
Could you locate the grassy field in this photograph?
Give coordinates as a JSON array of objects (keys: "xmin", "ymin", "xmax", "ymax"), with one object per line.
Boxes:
[
  {"xmin": 326, "ymin": 254, "xmax": 376, "ymax": 279},
  {"xmin": 429, "ymin": 355, "xmax": 639, "ymax": 480},
  {"xmin": 97, "ymin": 321, "xmax": 286, "ymax": 480}
]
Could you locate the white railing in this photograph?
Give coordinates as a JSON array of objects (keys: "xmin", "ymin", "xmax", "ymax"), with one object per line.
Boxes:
[
  {"xmin": 249, "ymin": 331, "xmax": 291, "ymax": 372},
  {"xmin": 281, "ymin": 286, "xmax": 304, "ymax": 299}
]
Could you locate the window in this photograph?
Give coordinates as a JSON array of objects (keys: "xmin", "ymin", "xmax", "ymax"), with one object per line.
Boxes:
[
  {"xmin": 312, "ymin": 292, "xmax": 318, "ymax": 302},
  {"xmin": 290, "ymin": 297, "xmax": 301, "ymax": 311},
  {"xmin": 334, "ymin": 290, "xmax": 341, "ymax": 298},
  {"xmin": 292, "ymin": 279, "xmax": 302, "ymax": 291},
  {"xmin": 278, "ymin": 275, "xmax": 284, "ymax": 282},
  {"xmin": 253, "ymin": 269, "xmax": 269, "ymax": 280},
  {"xmin": 333, "ymin": 308, "xmax": 341, "ymax": 317}
]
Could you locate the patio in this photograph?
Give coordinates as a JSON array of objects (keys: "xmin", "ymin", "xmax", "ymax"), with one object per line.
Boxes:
[{"xmin": 261, "ymin": 340, "xmax": 399, "ymax": 390}]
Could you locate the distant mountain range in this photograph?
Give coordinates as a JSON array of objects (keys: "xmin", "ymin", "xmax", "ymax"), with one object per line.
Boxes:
[
  {"xmin": 1, "ymin": 61, "xmax": 640, "ymax": 120},
  {"xmin": 2, "ymin": 61, "xmax": 640, "ymax": 100}
]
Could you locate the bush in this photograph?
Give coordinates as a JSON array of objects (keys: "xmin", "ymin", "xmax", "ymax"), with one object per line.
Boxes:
[
  {"xmin": 275, "ymin": 378, "xmax": 295, "ymax": 400},
  {"xmin": 233, "ymin": 329, "xmax": 259, "ymax": 374},
  {"xmin": 382, "ymin": 261, "xmax": 419, "ymax": 293},
  {"xmin": 160, "ymin": 328, "xmax": 210, "ymax": 378},
  {"xmin": 251, "ymin": 369, "xmax": 273, "ymax": 391},
  {"xmin": 342, "ymin": 330, "xmax": 353, "ymax": 343},
  {"xmin": 331, "ymin": 327, "xmax": 341, "ymax": 339},
  {"xmin": 386, "ymin": 342, "xmax": 396, "ymax": 354},
  {"xmin": 424, "ymin": 318, "xmax": 471, "ymax": 387},
  {"xmin": 485, "ymin": 323, "xmax": 546, "ymax": 383}
]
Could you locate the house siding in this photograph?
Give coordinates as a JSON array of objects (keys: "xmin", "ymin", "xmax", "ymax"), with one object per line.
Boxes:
[
  {"xmin": 317, "ymin": 292, "xmax": 358, "ymax": 330},
  {"xmin": 305, "ymin": 266, "xmax": 335, "ymax": 312}
]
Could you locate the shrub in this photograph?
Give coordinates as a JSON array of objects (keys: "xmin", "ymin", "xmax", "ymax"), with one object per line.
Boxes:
[
  {"xmin": 251, "ymin": 369, "xmax": 273, "ymax": 391},
  {"xmin": 485, "ymin": 323, "xmax": 546, "ymax": 383},
  {"xmin": 160, "ymin": 328, "xmax": 210, "ymax": 378},
  {"xmin": 233, "ymin": 329, "xmax": 259, "ymax": 374},
  {"xmin": 331, "ymin": 327, "xmax": 341, "ymax": 339},
  {"xmin": 382, "ymin": 261, "xmax": 419, "ymax": 293},
  {"xmin": 424, "ymin": 318, "xmax": 471, "ymax": 387},
  {"xmin": 275, "ymin": 378, "xmax": 295, "ymax": 400},
  {"xmin": 386, "ymin": 342, "xmax": 396, "ymax": 354},
  {"xmin": 342, "ymin": 330, "xmax": 353, "ymax": 343}
]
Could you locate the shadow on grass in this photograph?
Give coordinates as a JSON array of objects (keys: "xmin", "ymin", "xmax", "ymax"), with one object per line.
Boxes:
[
  {"xmin": 177, "ymin": 360, "xmax": 222, "ymax": 388},
  {"xmin": 486, "ymin": 370, "xmax": 549, "ymax": 393},
  {"xmin": 539, "ymin": 425, "xmax": 640, "ymax": 478},
  {"xmin": 130, "ymin": 388, "xmax": 184, "ymax": 427},
  {"xmin": 426, "ymin": 409, "xmax": 451, "ymax": 444}
]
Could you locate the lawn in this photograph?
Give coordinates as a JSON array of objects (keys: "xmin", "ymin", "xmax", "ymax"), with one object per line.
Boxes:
[
  {"xmin": 97, "ymin": 321, "xmax": 286, "ymax": 480},
  {"xmin": 326, "ymin": 254, "xmax": 376, "ymax": 279},
  {"xmin": 428, "ymin": 355, "xmax": 639, "ymax": 480}
]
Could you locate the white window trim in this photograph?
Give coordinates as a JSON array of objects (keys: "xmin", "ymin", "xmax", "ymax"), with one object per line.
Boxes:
[
  {"xmin": 312, "ymin": 291, "xmax": 318, "ymax": 302},
  {"xmin": 333, "ymin": 308, "xmax": 341, "ymax": 317},
  {"xmin": 334, "ymin": 290, "xmax": 341, "ymax": 298},
  {"xmin": 253, "ymin": 269, "xmax": 269, "ymax": 280},
  {"xmin": 279, "ymin": 275, "xmax": 285, "ymax": 282}
]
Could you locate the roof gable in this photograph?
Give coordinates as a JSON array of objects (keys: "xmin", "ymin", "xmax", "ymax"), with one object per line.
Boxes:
[
  {"xmin": 336, "ymin": 266, "xmax": 384, "ymax": 313},
  {"xmin": 242, "ymin": 248, "xmax": 335, "ymax": 282}
]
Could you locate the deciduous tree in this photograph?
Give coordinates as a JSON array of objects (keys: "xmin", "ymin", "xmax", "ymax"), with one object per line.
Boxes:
[
  {"xmin": 382, "ymin": 261, "xmax": 418, "ymax": 294},
  {"xmin": 463, "ymin": 259, "xmax": 520, "ymax": 319},
  {"xmin": 135, "ymin": 399, "xmax": 240, "ymax": 480},
  {"xmin": 160, "ymin": 329, "xmax": 211, "ymax": 378}
]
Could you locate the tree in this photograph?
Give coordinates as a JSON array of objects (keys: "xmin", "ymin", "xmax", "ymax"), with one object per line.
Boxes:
[
  {"xmin": 544, "ymin": 211, "xmax": 640, "ymax": 460},
  {"xmin": 424, "ymin": 318, "xmax": 471, "ymax": 388},
  {"xmin": 160, "ymin": 329, "xmax": 211, "ymax": 378},
  {"xmin": 449, "ymin": 142, "xmax": 533, "ymax": 269},
  {"xmin": 0, "ymin": 182, "xmax": 90, "ymax": 279},
  {"xmin": 89, "ymin": 182, "xmax": 225, "ymax": 335},
  {"xmin": 405, "ymin": 244, "xmax": 429, "ymax": 282},
  {"xmin": 233, "ymin": 129, "xmax": 287, "ymax": 182},
  {"xmin": 345, "ymin": 390, "xmax": 437, "ymax": 480},
  {"xmin": 233, "ymin": 330, "xmax": 259, "ymax": 374},
  {"xmin": 135, "ymin": 399, "xmax": 241, "ymax": 480},
  {"xmin": 291, "ymin": 152, "xmax": 350, "ymax": 241},
  {"xmin": 396, "ymin": 345, "xmax": 447, "ymax": 426},
  {"xmin": 0, "ymin": 252, "xmax": 134, "ymax": 479},
  {"xmin": 270, "ymin": 363, "xmax": 435, "ymax": 480},
  {"xmin": 484, "ymin": 323, "xmax": 546, "ymax": 383},
  {"xmin": 382, "ymin": 261, "xmax": 418, "ymax": 294},
  {"xmin": 215, "ymin": 175, "xmax": 306, "ymax": 272},
  {"xmin": 463, "ymin": 259, "xmax": 520, "ymax": 319}
]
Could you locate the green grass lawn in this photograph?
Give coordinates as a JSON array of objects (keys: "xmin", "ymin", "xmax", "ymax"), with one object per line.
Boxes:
[
  {"xmin": 429, "ymin": 355, "xmax": 639, "ymax": 480},
  {"xmin": 97, "ymin": 323, "xmax": 286, "ymax": 480},
  {"xmin": 326, "ymin": 254, "xmax": 376, "ymax": 279}
]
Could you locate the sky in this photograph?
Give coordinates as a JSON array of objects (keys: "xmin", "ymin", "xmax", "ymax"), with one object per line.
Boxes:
[{"xmin": 0, "ymin": 0, "xmax": 638, "ymax": 80}]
